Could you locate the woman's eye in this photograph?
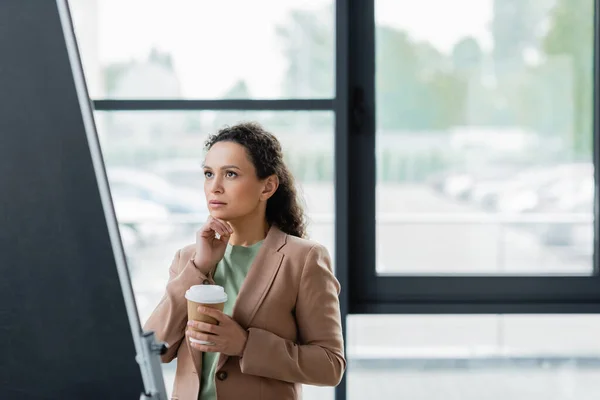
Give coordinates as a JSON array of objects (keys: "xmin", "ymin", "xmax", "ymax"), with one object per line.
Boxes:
[
  {"xmin": 226, "ymin": 171, "xmax": 237, "ymax": 178},
  {"xmin": 204, "ymin": 171, "xmax": 213, "ymax": 178}
]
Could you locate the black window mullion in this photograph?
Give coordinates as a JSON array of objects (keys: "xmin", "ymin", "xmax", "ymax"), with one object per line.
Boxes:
[
  {"xmin": 594, "ymin": 0, "xmax": 600, "ymax": 275},
  {"xmin": 368, "ymin": 275, "xmax": 600, "ymax": 313},
  {"xmin": 347, "ymin": 0, "xmax": 377, "ymax": 314},
  {"xmin": 92, "ymin": 99, "xmax": 334, "ymax": 111},
  {"xmin": 334, "ymin": 0, "xmax": 350, "ymax": 397}
]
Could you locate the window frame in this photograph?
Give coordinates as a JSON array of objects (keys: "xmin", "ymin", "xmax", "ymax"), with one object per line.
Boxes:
[
  {"xmin": 87, "ymin": 1, "xmax": 600, "ymax": 399},
  {"xmin": 345, "ymin": 0, "xmax": 600, "ymax": 316},
  {"xmin": 90, "ymin": 4, "xmax": 349, "ymax": 399}
]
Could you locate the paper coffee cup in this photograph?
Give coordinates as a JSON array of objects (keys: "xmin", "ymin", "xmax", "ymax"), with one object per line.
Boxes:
[{"xmin": 185, "ymin": 285, "xmax": 228, "ymax": 345}]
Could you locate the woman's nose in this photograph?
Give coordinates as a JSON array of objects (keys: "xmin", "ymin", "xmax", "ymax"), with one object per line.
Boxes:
[{"xmin": 209, "ymin": 177, "xmax": 224, "ymax": 193}]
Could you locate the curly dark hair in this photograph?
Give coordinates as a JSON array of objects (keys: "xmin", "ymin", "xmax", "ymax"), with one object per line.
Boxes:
[{"xmin": 204, "ymin": 121, "xmax": 307, "ymax": 238}]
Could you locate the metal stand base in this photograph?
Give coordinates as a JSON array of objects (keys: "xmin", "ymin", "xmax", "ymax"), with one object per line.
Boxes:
[{"xmin": 137, "ymin": 331, "xmax": 169, "ymax": 400}]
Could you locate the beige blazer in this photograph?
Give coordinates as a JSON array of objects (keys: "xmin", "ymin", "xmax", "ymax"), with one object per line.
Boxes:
[{"xmin": 144, "ymin": 226, "xmax": 346, "ymax": 400}]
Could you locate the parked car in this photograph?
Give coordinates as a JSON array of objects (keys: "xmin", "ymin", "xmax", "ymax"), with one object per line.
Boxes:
[
  {"xmin": 470, "ymin": 163, "xmax": 592, "ymax": 213},
  {"xmin": 437, "ymin": 165, "xmax": 521, "ymax": 203},
  {"xmin": 147, "ymin": 159, "xmax": 205, "ymax": 190},
  {"xmin": 107, "ymin": 167, "xmax": 208, "ymax": 217},
  {"xmin": 536, "ymin": 197, "xmax": 593, "ymax": 247},
  {"xmin": 112, "ymin": 194, "xmax": 176, "ymax": 246}
]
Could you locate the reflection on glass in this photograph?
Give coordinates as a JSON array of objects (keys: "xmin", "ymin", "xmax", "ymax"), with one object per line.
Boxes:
[
  {"xmin": 348, "ymin": 314, "xmax": 600, "ymax": 400},
  {"xmin": 375, "ymin": 0, "xmax": 594, "ymax": 275},
  {"xmin": 68, "ymin": 0, "xmax": 334, "ymax": 99},
  {"xmin": 95, "ymin": 110, "xmax": 334, "ymax": 400}
]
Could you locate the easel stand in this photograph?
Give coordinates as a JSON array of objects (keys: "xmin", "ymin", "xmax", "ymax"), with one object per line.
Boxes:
[{"xmin": 56, "ymin": 0, "xmax": 170, "ymax": 398}]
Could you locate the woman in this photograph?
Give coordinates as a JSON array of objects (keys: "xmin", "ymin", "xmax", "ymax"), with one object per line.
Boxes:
[{"xmin": 144, "ymin": 122, "xmax": 346, "ymax": 400}]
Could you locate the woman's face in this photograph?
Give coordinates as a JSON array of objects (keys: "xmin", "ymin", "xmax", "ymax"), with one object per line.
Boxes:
[{"xmin": 203, "ymin": 141, "xmax": 276, "ymax": 221}]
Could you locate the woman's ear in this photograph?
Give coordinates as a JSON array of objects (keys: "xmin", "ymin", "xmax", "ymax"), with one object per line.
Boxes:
[{"xmin": 260, "ymin": 175, "xmax": 279, "ymax": 201}]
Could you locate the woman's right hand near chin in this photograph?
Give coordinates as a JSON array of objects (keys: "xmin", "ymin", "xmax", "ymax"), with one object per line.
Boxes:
[{"xmin": 193, "ymin": 216, "xmax": 233, "ymax": 274}]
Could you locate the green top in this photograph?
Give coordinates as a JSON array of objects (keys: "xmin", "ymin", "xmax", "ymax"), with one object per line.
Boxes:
[{"xmin": 199, "ymin": 240, "xmax": 263, "ymax": 400}]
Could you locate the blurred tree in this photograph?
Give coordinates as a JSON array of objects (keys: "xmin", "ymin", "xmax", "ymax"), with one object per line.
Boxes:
[
  {"xmin": 542, "ymin": 0, "xmax": 594, "ymax": 157},
  {"xmin": 148, "ymin": 48, "xmax": 174, "ymax": 70},
  {"xmin": 104, "ymin": 61, "xmax": 133, "ymax": 96},
  {"xmin": 426, "ymin": 71, "xmax": 467, "ymax": 129},
  {"xmin": 277, "ymin": 7, "xmax": 468, "ymax": 131},
  {"xmin": 184, "ymin": 113, "xmax": 202, "ymax": 134},
  {"xmin": 276, "ymin": 6, "xmax": 334, "ymax": 98},
  {"xmin": 377, "ymin": 27, "xmax": 467, "ymax": 131},
  {"xmin": 491, "ymin": 0, "xmax": 534, "ymax": 72},
  {"xmin": 103, "ymin": 48, "xmax": 175, "ymax": 96},
  {"xmin": 376, "ymin": 27, "xmax": 424, "ymax": 130},
  {"xmin": 452, "ymin": 36, "xmax": 483, "ymax": 76},
  {"xmin": 275, "ymin": 6, "xmax": 334, "ymax": 131},
  {"xmin": 222, "ymin": 80, "xmax": 251, "ymax": 99},
  {"xmin": 213, "ymin": 80, "xmax": 253, "ymax": 131}
]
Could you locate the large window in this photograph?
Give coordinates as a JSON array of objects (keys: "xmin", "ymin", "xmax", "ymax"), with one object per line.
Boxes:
[
  {"xmin": 69, "ymin": 1, "xmax": 337, "ymax": 399},
  {"xmin": 70, "ymin": 0, "xmax": 600, "ymax": 399},
  {"xmin": 92, "ymin": 110, "xmax": 334, "ymax": 323},
  {"xmin": 70, "ymin": 0, "xmax": 334, "ymax": 99},
  {"xmin": 347, "ymin": 314, "xmax": 600, "ymax": 400},
  {"xmin": 93, "ymin": 110, "xmax": 334, "ymax": 400},
  {"xmin": 347, "ymin": 0, "xmax": 600, "ymax": 314},
  {"xmin": 375, "ymin": 0, "xmax": 594, "ymax": 275}
]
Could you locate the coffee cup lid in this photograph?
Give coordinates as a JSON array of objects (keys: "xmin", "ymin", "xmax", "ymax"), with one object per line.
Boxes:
[{"xmin": 185, "ymin": 284, "xmax": 228, "ymax": 304}]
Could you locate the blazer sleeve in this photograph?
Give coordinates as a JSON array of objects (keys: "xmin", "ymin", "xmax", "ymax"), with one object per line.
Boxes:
[
  {"xmin": 143, "ymin": 249, "xmax": 215, "ymax": 363},
  {"xmin": 239, "ymin": 244, "xmax": 346, "ymax": 386}
]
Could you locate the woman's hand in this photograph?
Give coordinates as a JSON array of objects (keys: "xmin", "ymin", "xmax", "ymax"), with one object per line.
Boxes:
[
  {"xmin": 186, "ymin": 306, "xmax": 248, "ymax": 356},
  {"xmin": 192, "ymin": 216, "xmax": 233, "ymax": 274}
]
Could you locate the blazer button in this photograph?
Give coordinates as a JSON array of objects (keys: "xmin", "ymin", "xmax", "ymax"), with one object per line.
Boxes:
[
  {"xmin": 217, "ymin": 371, "xmax": 228, "ymax": 381},
  {"xmin": 202, "ymin": 279, "xmax": 210, "ymax": 285}
]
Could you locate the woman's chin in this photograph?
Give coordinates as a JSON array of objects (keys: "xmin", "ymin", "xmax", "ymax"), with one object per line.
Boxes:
[{"xmin": 209, "ymin": 210, "xmax": 232, "ymax": 221}]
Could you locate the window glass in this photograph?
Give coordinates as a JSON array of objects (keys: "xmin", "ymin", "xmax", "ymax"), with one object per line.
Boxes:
[
  {"xmin": 95, "ymin": 110, "xmax": 334, "ymax": 400},
  {"xmin": 348, "ymin": 314, "xmax": 600, "ymax": 399},
  {"xmin": 375, "ymin": 0, "xmax": 594, "ymax": 275},
  {"xmin": 69, "ymin": 0, "xmax": 335, "ymax": 99}
]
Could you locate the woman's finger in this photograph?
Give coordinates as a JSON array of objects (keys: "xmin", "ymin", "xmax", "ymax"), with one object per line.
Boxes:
[
  {"xmin": 196, "ymin": 306, "xmax": 225, "ymax": 323},
  {"xmin": 188, "ymin": 320, "xmax": 222, "ymax": 335},
  {"xmin": 186, "ymin": 329, "xmax": 219, "ymax": 344},
  {"xmin": 223, "ymin": 220, "xmax": 234, "ymax": 234},
  {"xmin": 199, "ymin": 216, "xmax": 219, "ymax": 236},
  {"xmin": 212, "ymin": 218, "xmax": 233, "ymax": 235},
  {"xmin": 209, "ymin": 220, "xmax": 228, "ymax": 237}
]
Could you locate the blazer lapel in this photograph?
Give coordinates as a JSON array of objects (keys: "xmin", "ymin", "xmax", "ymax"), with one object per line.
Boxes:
[{"xmin": 216, "ymin": 225, "xmax": 287, "ymax": 371}]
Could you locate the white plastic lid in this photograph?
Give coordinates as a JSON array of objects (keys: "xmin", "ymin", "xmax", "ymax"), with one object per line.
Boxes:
[{"xmin": 185, "ymin": 284, "xmax": 228, "ymax": 304}]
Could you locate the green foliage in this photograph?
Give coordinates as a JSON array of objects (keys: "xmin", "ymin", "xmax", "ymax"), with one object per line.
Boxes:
[
  {"xmin": 542, "ymin": 0, "xmax": 594, "ymax": 156},
  {"xmin": 276, "ymin": 7, "xmax": 472, "ymax": 131},
  {"xmin": 276, "ymin": 6, "xmax": 334, "ymax": 98},
  {"xmin": 273, "ymin": 2, "xmax": 594, "ymax": 157},
  {"xmin": 222, "ymin": 80, "xmax": 251, "ymax": 99},
  {"xmin": 104, "ymin": 61, "xmax": 133, "ymax": 96},
  {"xmin": 101, "ymin": 2, "xmax": 595, "ymax": 170}
]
